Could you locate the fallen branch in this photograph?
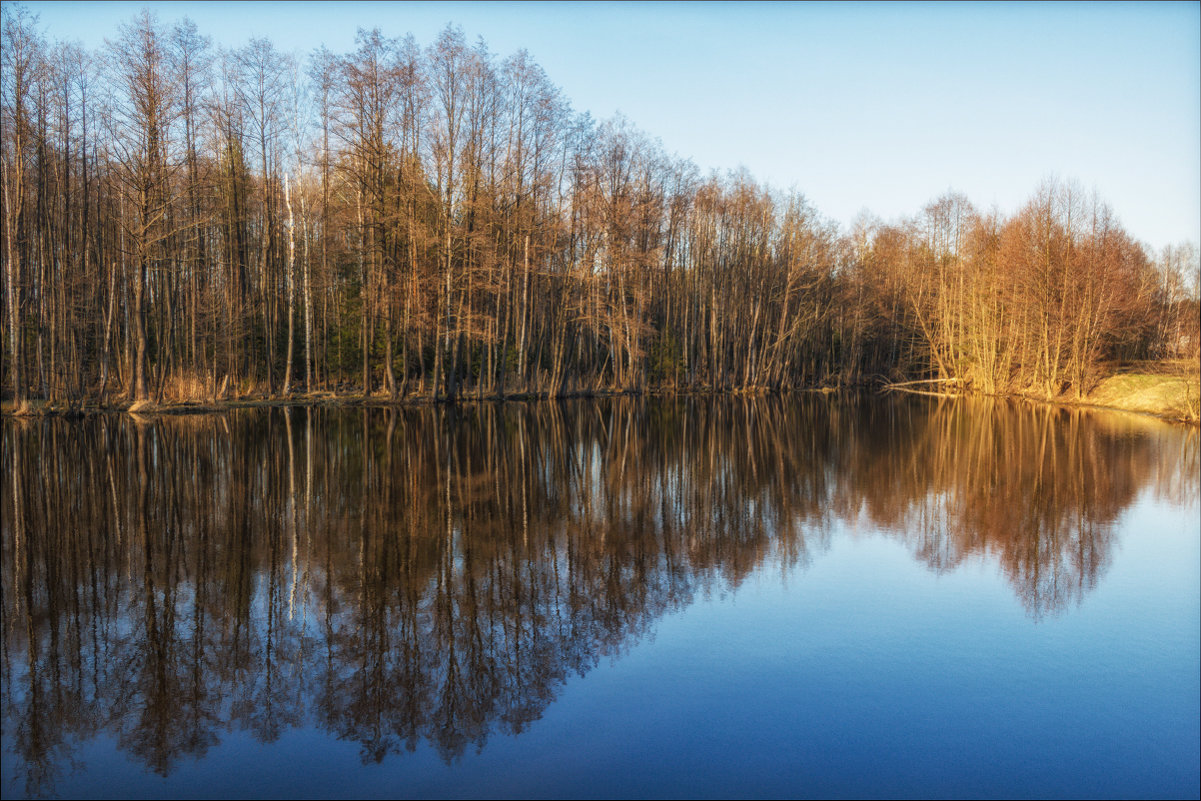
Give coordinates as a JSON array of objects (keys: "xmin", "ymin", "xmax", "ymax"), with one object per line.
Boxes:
[
  {"xmin": 883, "ymin": 377, "xmax": 963, "ymax": 387},
  {"xmin": 881, "ymin": 386, "xmax": 961, "ymax": 398},
  {"xmin": 880, "ymin": 377, "xmax": 966, "ymax": 395}
]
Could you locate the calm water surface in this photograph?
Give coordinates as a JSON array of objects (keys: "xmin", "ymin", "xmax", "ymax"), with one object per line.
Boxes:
[{"xmin": 2, "ymin": 396, "xmax": 1198, "ymax": 799}]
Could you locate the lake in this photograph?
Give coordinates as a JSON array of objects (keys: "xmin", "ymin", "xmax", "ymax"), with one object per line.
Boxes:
[{"xmin": 2, "ymin": 396, "xmax": 1198, "ymax": 799}]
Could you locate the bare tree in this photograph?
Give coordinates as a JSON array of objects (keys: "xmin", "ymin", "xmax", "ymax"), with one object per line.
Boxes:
[
  {"xmin": 105, "ymin": 9, "xmax": 181, "ymax": 402},
  {"xmin": 1, "ymin": 3, "xmax": 43, "ymax": 408}
]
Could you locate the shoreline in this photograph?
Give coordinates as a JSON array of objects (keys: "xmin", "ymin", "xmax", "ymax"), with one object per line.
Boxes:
[
  {"xmin": 0, "ymin": 385, "xmax": 803, "ymax": 418},
  {"xmin": 3, "ymin": 375, "xmax": 1197, "ymax": 426}
]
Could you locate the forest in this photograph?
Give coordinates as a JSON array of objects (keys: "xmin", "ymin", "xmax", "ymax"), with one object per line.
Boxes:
[{"xmin": 2, "ymin": 6, "xmax": 1198, "ymax": 410}]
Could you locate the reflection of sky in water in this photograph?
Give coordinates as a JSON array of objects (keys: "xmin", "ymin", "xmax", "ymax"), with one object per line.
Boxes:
[{"xmin": 2, "ymin": 397, "xmax": 1198, "ymax": 798}]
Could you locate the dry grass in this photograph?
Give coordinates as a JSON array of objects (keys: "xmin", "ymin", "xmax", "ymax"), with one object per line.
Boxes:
[
  {"xmin": 1085, "ymin": 369, "xmax": 1201, "ymax": 422},
  {"xmin": 160, "ymin": 373, "xmax": 213, "ymax": 403},
  {"xmin": 1, "ymin": 399, "xmax": 34, "ymax": 416},
  {"xmin": 157, "ymin": 373, "xmax": 281, "ymax": 404}
]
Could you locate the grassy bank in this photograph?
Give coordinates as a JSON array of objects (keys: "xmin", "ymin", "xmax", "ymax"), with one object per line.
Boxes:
[{"xmin": 1070, "ymin": 363, "xmax": 1200, "ymax": 423}]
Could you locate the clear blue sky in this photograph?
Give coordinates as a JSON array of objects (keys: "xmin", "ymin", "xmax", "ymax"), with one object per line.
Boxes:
[{"xmin": 17, "ymin": 1, "xmax": 1201, "ymax": 250}]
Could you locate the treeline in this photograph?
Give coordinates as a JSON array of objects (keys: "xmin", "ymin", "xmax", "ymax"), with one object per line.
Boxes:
[{"xmin": 2, "ymin": 6, "xmax": 1198, "ymax": 407}]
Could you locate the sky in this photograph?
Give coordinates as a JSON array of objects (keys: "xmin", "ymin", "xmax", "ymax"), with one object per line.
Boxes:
[{"xmin": 15, "ymin": 1, "xmax": 1201, "ymax": 250}]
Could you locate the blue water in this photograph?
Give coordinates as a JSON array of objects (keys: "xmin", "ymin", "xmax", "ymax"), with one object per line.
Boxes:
[{"xmin": 2, "ymin": 397, "xmax": 1198, "ymax": 798}]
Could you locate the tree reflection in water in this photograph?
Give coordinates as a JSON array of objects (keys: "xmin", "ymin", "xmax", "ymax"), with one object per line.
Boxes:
[{"xmin": 1, "ymin": 396, "xmax": 1195, "ymax": 795}]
